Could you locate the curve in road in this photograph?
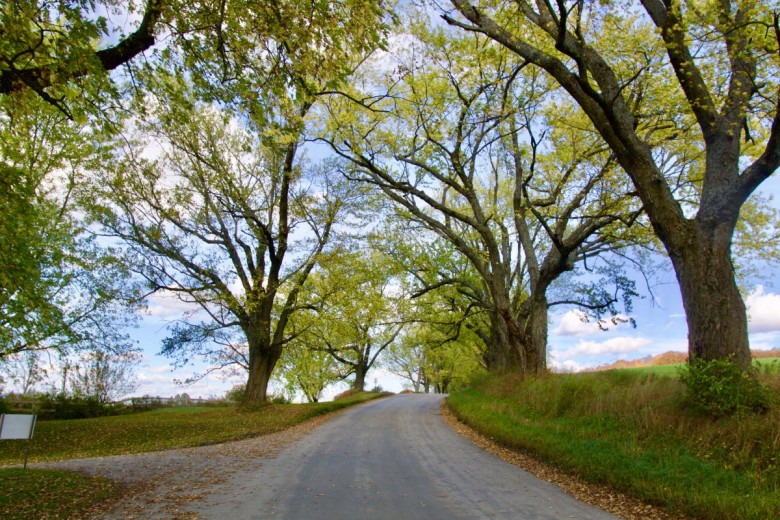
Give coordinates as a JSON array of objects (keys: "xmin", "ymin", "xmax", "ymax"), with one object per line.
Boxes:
[{"xmin": 193, "ymin": 394, "xmax": 616, "ymax": 520}]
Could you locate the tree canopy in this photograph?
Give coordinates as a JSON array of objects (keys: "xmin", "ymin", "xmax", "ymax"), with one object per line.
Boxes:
[
  {"xmin": 2, "ymin": 0, "xmax": 779, "ymax": 404},
  {"xmin": 0, "ymin": 95, "xmax": 139, "ymax": 361},
  {"xmin": 443, "ymin": 0, "xmax": 780, "ymax": 367}
]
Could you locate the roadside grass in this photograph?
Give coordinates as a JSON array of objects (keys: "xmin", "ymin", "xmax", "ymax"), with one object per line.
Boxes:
[
  {"xmin": 0, "ymin": 391, "xmax": 387, "ymax": 519},
  {"xmin": 447, "ymin": 368, "xmax": 779, "ymax": 520},
  {"xmin": 0, "ymin": 391, "xmax": 387, "ymax": 465},
  {"xmin": 0, "ymin": 468, "xmax": 120, "ymax": 520}
]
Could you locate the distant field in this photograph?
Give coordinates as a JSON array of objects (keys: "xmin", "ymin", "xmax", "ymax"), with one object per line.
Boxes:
[
  {"xmin": 607, "ymin": 363, "xmax": 681, "ymax": 377},
  {"xmin": 601, "ymin": 357, "xmax": 780, "ymax": 378}
]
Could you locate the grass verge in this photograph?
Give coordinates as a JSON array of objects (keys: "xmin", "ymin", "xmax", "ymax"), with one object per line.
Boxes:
[
  {"xmin": 0, "ymin": 392, "xmax": 387, "ymax": 519},
  {"xmin": 447, "ymin": 370, "xmax": 779, "ymax": 520},
  {"xmin": 0, "ymin": 468, "xmax": 120, "ymax": 519}
]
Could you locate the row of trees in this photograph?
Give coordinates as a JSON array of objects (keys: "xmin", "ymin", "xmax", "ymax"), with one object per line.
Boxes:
[
  {"xmin": 0, "ymin": 349, "xmax": 138, "ymax": 404},
  {"xmin": 2, "ymin": 0, "xmax": 779, "ymax": 404}
]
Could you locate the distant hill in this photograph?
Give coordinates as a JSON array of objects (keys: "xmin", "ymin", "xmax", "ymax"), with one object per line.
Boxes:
[{"xmin": 593, "ymin": 349, "xmax": 780, "ymax": 371}]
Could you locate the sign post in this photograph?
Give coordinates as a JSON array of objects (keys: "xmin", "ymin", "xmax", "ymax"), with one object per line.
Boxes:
[{"xmin": 0, "ymin": 414, "xmax": 37, "ymax": 468}]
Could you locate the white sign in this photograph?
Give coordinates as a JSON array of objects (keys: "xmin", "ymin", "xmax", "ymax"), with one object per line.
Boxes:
[{"xmin": 0, "ymin": 414, "xmax": 37, "ymax": 440}]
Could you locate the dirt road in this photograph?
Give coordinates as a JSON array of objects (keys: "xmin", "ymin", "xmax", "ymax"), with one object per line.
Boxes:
[
  {"xmin": 46, "ymin": 394, "xmax": 617, "ymax": 519},
  {"xmin": 191, "ymin": 394, "xmax": 614, "ymax": 519}
]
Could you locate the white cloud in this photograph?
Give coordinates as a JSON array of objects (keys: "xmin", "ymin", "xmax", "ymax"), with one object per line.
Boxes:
[
  {"xmin": 552, "ymin": 310, "xmax": 631, "ymax": 337},
  {"xmin": 132, "ymin": 363, "xmax": 243, "ymax": 400},
  {"xmin": 747, "ymin": 286, "xmax": 780, "ymax": 333},
  {"xmin": 146, "ymin": 291, "xmax": 203, "ymax": 321},
  {"xmin": 749, "ymin": 340, "xmax": 778, "ymax": 351},
  {"xmin": 548, "ymin": 359, "xmax": 592, "ymax": 373},
  {"xmin": 563, "ymin": 336, "xmax": 652, "ymax": 357}
]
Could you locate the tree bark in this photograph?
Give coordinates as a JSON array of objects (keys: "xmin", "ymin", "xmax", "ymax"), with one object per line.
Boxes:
[
  {"xmin": 523, "ymin": 295, "xmax": 549, "ymax": 373},
  {"xmin": 242, "ymin": 331, "xmax": 283, "ymax": 405},
  {"xmin": 353, "ymin": 363, "xmax": 367, "ymax": 392},
  {"xmin": 485, "ymin": 308, "xmax": 526, "ymax": 371},
  {"xmin": 669, "ymin": 223, "xmax": 751, "ymax": 368}
]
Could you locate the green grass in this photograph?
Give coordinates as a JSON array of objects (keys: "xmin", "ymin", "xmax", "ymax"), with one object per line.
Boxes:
[
  {"xmin": 447, "ymin": 371, "xmax": 779, "ymax": 520},
  {"xmin": 0, "ymin": 468, "xmax": 120, "ymax": 519},
  {"xmin": 608, "ymin": 363, "xmax": 681, "ymax": 377},
  {"xmin": 0, "ymin": 392, "xmax": 386, "ymax": 518},
  {"xmin": 610, "ymin": 358, "xmax": 780, "ymax": 378},
  {"xmin": 0, "ymin": 392, "xmax": 386, "ymax": 465}
]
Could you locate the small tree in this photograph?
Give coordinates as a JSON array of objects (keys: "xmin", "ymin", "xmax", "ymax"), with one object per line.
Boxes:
[
  {"xmin": 277, "ymin": 344, "xmax": 342, "ymax": 403},
  {"xmin": 68, "ymin": 351, "xmax": 139, "ymax": 403},
  {"xmin": 303, "ymin": 248, "xmax": 408, "ymax": 392},
  {"xmin": 0, "ymin": 351, "xmax": 48, "ymax": 396}
]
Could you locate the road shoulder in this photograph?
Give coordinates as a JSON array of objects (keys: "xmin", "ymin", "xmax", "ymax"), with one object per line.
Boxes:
[{"xmin": 440, "ymin": 400, "xmax": 684, "ymax": 520}]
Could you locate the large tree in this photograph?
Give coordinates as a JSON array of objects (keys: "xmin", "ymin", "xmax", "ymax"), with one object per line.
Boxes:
[
  {"xmin": 90, "ymin": 81, "xmax": 358, "ymax": 403},
  {"xmin": 444, "ymin": 0, "xmax": 780, "ymax": 367},
  {"xmin": 324, "ymin": 22, "xmax": 642, "ymax": 372}
]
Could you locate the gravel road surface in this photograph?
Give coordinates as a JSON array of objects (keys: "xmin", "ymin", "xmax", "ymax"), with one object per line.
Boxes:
[
  {"xmin": 44, "ymin": 394, "xmax": 617, "ymax": 519},
  {"xmin": 188, "ymin": 394, "xmax": 615, "ymax": 519}
]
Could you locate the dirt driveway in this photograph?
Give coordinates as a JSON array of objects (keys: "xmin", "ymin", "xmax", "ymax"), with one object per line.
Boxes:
[{"xmin": 39, "ymin": 412, "xmax": 338, "ymax": 519}]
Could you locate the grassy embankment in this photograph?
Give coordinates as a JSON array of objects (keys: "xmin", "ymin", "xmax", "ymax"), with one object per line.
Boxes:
[
  {"xmin": 447, "ymin": 360, "xmax": 780, "ymax": 520},
  {"xmin": 0, "ymin": 391, "xmax": 386, "ymax": 519}
]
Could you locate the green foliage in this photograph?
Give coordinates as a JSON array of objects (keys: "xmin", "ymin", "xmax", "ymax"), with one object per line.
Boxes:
[
  {"xmin": 1, "ymin": 393, "xmax": 129, "ymax": 420},
  {"xmin": 224, "ymin": 384, "xmax": 245, "ymax": 403},
  {"xmin": 0, "ymin": 0, "xmax": 132, "ymax": 118},
  {"xmin": 289, "ymin": 246, "xmax": 409, "ymax": 391},
  {"xmin": 448, "ymin": 371, "xmax": 780, "ymax": 520},
  {"xmin": 0, "ymin": 95, "xmax": 140, "ymax": 361},
  {"xmin": 163, "ymin": 0, "xmax": 392, "ymax": 126},
  {"xmin": 387, "ymin": 321, "xmax": 484, "ymax": 393},
  {"xmin": 0, "ymin": 468, "xmax": 120, "ymax": 520},
  {"xmin": 678, "ymin": 358, "xmax": 774, "ymax": 417}
]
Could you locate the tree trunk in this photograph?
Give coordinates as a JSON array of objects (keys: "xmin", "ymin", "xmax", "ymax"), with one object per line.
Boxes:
[
  {"xmin": 524, "ymin": 295, "xmax": 548, "ymax": 374},
  {"xmin": 670, "ymin": 224, "xmax": 751, "ymax": 368},
  {"xmin": 484, "ymin": 308, "xmax": 526, "ymax": 372},
  {"xmin": 353, "ymin": 363, "xmax": 367, "ymax": 391},
  {"xmin": 242, "ymin": 336, "xmax": 282, "ymax": 405}
]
